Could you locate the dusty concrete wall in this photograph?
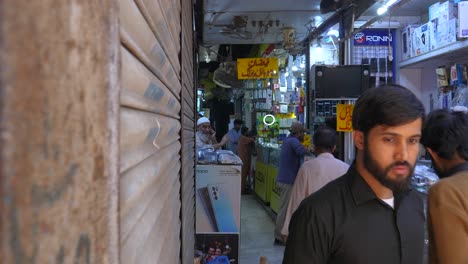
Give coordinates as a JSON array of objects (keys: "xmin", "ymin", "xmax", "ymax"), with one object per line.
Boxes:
[{"xmin": 0, "ymin": 1, "xmax": 120, "ymax": 263}]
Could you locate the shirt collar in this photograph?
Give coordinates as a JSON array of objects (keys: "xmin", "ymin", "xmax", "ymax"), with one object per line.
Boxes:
[
  {"xmin": 317, "ymin": 152, "xmax": 335, "ymax": 159},
  {"xmin": 347, "ymin": 162, "xmax": 412, "ymax": 208},
  {"xmin": 445, "ymin": 161, "xmax": 468, "ymax": 178},
  {"xmin": 347, "ymin": 163, "xmax": 378, "ymax": 206}
]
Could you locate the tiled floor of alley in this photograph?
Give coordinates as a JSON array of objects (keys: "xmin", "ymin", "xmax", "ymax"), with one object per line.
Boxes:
[{"xmin": 239, "ymin": 194, "xmax": 285, "ymax": 264}]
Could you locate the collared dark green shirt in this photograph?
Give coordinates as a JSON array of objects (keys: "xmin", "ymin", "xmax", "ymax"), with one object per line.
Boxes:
[{"xmin": 283, "ymin": 164, "xmax": 425, "ymax": 264}]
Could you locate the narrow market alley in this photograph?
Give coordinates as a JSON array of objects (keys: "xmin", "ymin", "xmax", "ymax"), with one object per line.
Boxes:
[{"xmin": 240, "ymin": 195, "xmax": 285, "ymax": 264}]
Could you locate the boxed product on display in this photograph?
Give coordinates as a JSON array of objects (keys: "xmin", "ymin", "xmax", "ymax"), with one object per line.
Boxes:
[
  {"xmin": 429, "ymin": 1, "xmax": 458, "ymax": 23},
  {"xmin": 412, "ymin": 23, "xmax": 432, "ymax": 56},
  {"xmin": 450, "ymin": 64, "xmax": 468, "ymax": 85},
  {"xmin": 436, "ymin": 67, "xmax": 450, "ymax": 87},
  {"xmin": 429, "ymin": 1, "xmax": 440, "ymax": 21},
  {"xmin": 401, "ymin": 25, "xmax": 419, "ymax": 60},
  {"xmin": 430, "ymin": 18, "xmax": 457, "ymax": 50},
  {"xmin": 459, "ymin": 1, "xmax": 468, "ymax": 38}
]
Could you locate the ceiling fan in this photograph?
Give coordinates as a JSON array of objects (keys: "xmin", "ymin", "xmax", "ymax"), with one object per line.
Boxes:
[
  {"xmin": 212, "ymin": 45, "xmax": 244, "ymax": 88},
  {"xmin": 218, "ymin": 16, "xmax": 253, "ymax": 40}
]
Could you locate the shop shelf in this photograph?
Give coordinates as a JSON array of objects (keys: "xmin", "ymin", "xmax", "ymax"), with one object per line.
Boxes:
[{"xmin": 400, "ymin": 39, "xmax": 468, "ymax": 69}]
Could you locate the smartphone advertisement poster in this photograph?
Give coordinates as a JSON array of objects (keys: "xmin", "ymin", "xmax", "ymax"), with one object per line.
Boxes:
[{"xmin": 195, "ymin": 164, "xmax": 241, "ymax": 262}]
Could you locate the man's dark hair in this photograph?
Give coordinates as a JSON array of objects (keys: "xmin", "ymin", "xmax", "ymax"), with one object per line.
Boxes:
[
  {"xmin": 421, "ymin": 109, "xmax": 468, "ymax": 160},
  {"xmin": 352, "ymin": 84, "xmax": 425, "ymax": 134},
  {"xmin": 234, "ymin": 119, "xmax": 243, "ymax": 125},
  {"xmin": 241, "ymin": 126, "xmax": 249, "ymax": 136},
  {"xmin": 313, "ymin": 126, "xmax": 336, "ymax": 152}
]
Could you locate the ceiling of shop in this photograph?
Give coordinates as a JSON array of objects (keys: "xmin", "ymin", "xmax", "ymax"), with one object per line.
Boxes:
[
  {"xmin": 201, "ymin": 0, "xmax": 438, "ymax": 47},
  {"xmin": 202, "ymin": 0, "xmax": 332, "ymax": 45}
]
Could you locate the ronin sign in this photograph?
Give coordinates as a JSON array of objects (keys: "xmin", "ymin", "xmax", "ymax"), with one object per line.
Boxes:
[
  {"xmin": 336, "ymin": 104, "xmax": 354, "ymax": 132},
  {"xmin": 237, "ymin": 58, "xmax": 279, "ymax": 79},
  {"xmin": 354, "ymin": 29, "xmax": 394, "ymax": 46}
]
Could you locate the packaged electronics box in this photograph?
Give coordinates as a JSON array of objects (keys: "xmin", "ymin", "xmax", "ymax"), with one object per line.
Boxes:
[
  {"xmin": 459, "ymin": 1, "xmax": 468, "ymax": 38},
  {"xmin": 401, "ymin": 25, "xmax": 419, "ymax": 60},
  {"xmin": 430, "ymin": 18, "xmax": 457, "ymax": 50},
  {"xmin": 429, "ymin": 1, "xmax": 458, "ymax": 23},
  {"xmin": 412, "ymin": 23, "xmax": 431, "ymax": 56}
]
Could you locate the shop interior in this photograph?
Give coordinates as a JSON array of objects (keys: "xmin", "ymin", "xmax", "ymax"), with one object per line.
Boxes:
[{"xmin": 194, "ymin": 0, "xmax": 467, "ymax": 263}]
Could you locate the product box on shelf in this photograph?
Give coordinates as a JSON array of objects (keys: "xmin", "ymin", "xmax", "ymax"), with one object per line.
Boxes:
[
  {"xmin": 412, "ymin": 23, "xmax": 432, "ymax": 56},
  {"xmin": 459, "ymin": 1, "xmax": 468, "ymax": 38},
  {"xmin": 429, "ymin": 1, "xmax": 458, "ymax": 23},
  {"xmin": 450, "ymin": 64, "xmax": 468, "ymax": 85},
  {"xmin": 436, "ymin": 67, "xmax": 450, "ymax": 88},
  {"xmin": 430, "ymin": 18, "xmax": 457, "ymax": 50},
  {"xmin": 401, "ymin": 25, "xmax": 419, "ymax": 60},
  {"xmin": 402, "ymin": 25, "xmax": 419, "ymax": 60}
]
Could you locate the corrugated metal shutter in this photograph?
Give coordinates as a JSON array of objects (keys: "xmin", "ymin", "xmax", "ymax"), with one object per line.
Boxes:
[
  {"xmin": 180, "ymin": 0, "xmax": 196, "ymax": 263},
  {"xmin": 0, "ymin": 1, "xmax": 120, "ymax": 263},
  {"xmin": 119, "ymin": 0, "xmax": 192, "ymax": 262}
]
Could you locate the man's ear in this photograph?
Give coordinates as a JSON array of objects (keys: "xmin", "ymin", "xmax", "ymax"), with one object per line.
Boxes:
[
  {"xmin": 426, "ymin": 148, "xmax": 437, "ymax": 160},
  {"xmin": 353, "ymin": 131, "xmax": 364, "ymax": 150}
]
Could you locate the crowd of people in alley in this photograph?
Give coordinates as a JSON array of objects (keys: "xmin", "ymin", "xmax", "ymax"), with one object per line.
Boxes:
[{"xmin": 195, "ymin": 84, "xmax": 467, "ymax": 264}]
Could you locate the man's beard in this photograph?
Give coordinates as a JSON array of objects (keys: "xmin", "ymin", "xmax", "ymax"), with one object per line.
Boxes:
[
  {"xmin": 363, "ymin": 143, "xmax": 414, "ymax": 193},
  {"xmin": 197, "ymin": 131, "xmax": 211, "ymax": 143}
]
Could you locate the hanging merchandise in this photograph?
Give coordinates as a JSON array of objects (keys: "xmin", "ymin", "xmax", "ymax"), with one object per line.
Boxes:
[{"xmin": 452, "ymin": 85, "xmax": 467, "ymax": 108}]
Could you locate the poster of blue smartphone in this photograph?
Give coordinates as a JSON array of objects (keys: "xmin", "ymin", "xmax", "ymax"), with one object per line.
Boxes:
[
  {"xmin": 208, "ymin": 184, "xmax": 238, "ymax": 232},
  {"xmin": 197, "ymin": 186, "xmax": 219, "ymax": 232}
]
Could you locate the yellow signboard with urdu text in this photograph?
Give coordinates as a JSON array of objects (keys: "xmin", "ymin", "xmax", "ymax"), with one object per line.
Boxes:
[
  {"xmin": 336, "ymin": 104, "xmax": 354, "ymax": 132},
  {"xmin": 237, "ymin": 58, "xmax": 279, "ymax": 79}
]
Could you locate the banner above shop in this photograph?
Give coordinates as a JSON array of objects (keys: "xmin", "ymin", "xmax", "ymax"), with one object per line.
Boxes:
[
  {"xmin": 354, "ymin": 29, "xmax": 394, "ymax": 46},
  {"xmin": 237, "ymin": 58, "xmax": 279, "ymax": 79}
]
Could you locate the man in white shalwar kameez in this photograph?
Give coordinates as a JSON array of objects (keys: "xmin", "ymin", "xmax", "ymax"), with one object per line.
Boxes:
[{"xmin": 281, "ymin": 126, "xmax": 349, "ymax": 240}]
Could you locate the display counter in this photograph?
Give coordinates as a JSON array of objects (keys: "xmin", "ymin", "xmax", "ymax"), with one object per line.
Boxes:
[
  {"xmin": 255, "ymin": 160, "xmax": 268, "ymax": 202},
  {"xmin": 254, "ymin": 145, "xmax": 281, "ymax": 213}
]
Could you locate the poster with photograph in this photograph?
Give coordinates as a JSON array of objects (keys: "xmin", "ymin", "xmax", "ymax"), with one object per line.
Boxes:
[
  {"xmin": 196, "ymin": 165, "xmax": 241, "ymax": 233},
  {"xmin": 195, "ymin": 233, "xmax": 239, "ymax": 264}
]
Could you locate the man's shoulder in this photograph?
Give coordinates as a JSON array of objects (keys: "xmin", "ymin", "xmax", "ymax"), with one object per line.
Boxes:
[
  {"xmin": 430, "ymin": 170, "xmax": 468, "ymax": 197},
  {"xmin": 298, "ymin": 174, "xmax": 349, "ymax": 210},
  {"xmin": 281, "ymin": 136, "xmax": 300, "ymax": 148},
  {"xmin": 303, "ymin": 155, "xmax": 348, "ymax": 168},
  {"xmin": 328, "ymin": 157, "xmax": 350, "ymax": 168},
  {"xmin": 283, "ymin": 136, "xmax": 298, "ymax": 143}
]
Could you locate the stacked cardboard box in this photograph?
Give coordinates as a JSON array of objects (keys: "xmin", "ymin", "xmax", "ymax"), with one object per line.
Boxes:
[
  {"xmin": 402, "ymin": 0, "xmax": 467, "ymax": 60},
  {"xmin": 429, "ymin": 1, "xmax": 458, "ymax": 49},
  {"xmin": 459, "ymin": 1, "xmax": 468, "ymax": 38},
  {"xmin": 401, "ymin": 25, "xmax": 419, "ymax": 60},
  {"xmin": 412, "ymin": 23, "xmax": 432, "ymax": 56}
]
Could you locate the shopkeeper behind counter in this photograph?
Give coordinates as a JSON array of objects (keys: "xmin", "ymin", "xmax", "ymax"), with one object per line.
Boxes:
[{"xmin": 196, "ymin": 117, "xmax": 228, "ymax": 149}]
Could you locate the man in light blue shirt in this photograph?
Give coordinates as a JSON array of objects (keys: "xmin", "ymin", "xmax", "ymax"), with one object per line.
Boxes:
[
  {"xmin": 227, "ymin": 119, "xmax": 243, "ymax": 154},
  {"xmin": 274, "ymin": 121, "xmax": 310, "ymax": 244}
]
